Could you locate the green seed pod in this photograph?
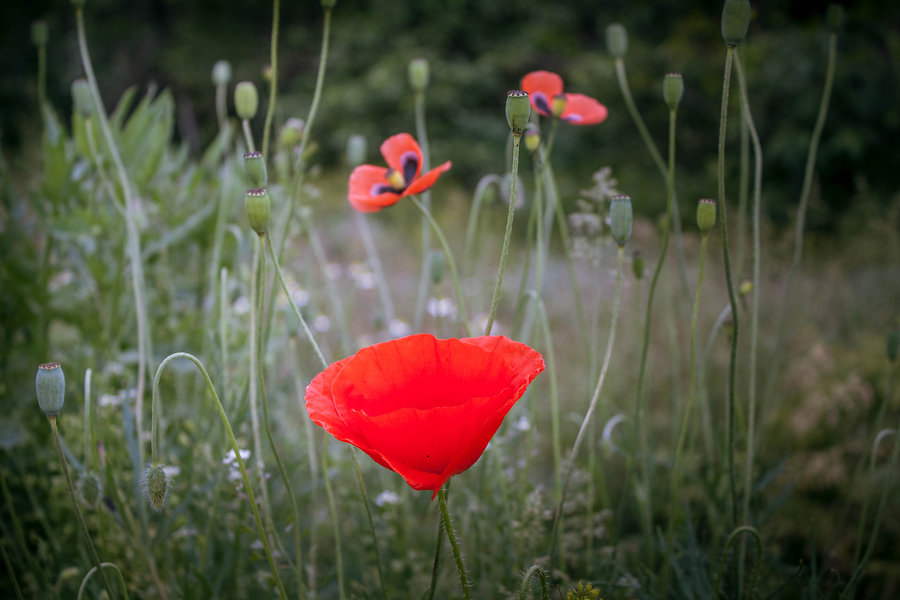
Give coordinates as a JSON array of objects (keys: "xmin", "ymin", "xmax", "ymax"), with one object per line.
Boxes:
[
  {"xmin": 71, "ymin": 79, "xmax": 94, "ymax": 118},
  {"xmin": 505, "ymin": 90, "xmax": 531, "ymax": 136},
  {"xmin": 279, "ymin": 118, "xmax": 305, "ymax": 149},
  {"xmin": 36, "ymin": 362, "xmax": 65, "ymax": 416},
  {"xmin": 663, "ymin": 73, "xmax": 684, "ymax": 110},
  {"xmin": 408, "ymin": 58, "xmax": 429, "ymax": 94},
  {"xmin": 826, "ymin": 4, "xmax": 844, "ymax": 34},
  {"xmin": 31, "ymin": 20, "xmax": 48, "ymax": 47},
  {"xmin": 524, "ymin": 123, "xmax": 541, "ymax": 153},
  {"xmin": 696, "ymin": 198, "xmax": 717, "ymax": 234},
  {"xmin": 605, "ymin": 23, "xmax": 628, "ymax": 59},
  {"xmin": 243, "ymin": 151, "xmax": 267, "ymax": 188},
  {"xmin": 428, "ymin": 249, "xmax": 446, "ymax": 285},
  {"xmin": 321, "ymin": 0, "xmax": 337, "ymax": 8},
  {"xmin": 234, "ymin": 81, "xmax": 259, "ymax": 120},
  {"xmin": 887, "ymin": 328, "xmax": 900, "ymax": 363},
  {"xmin": 245, "ymin": 188, "xmax": 271, "ymax": 235},
  {"xmin": 721, "ymin": 0, "xmax": 751, "ymax": 46},
  {"xmin": 346, "ymin": 134, "xmax": 367, "ymax": 167},
  {"xmin": 70, "ymin": 0, "xmax": 85, "ymax": 7},
  {"xmin": 610, "ymin": 195, "xmax": 633, "ymax": 246},
  {"xmin": 212, "ymin": 60, "xmax": 232, "ymax": 87},
  {"xmin": 632, "ymin": 251, "xmax": 645, "ymax": 280},
  {"xmin": 76, "ymin": 472, "xmax": 103, "ymax": 510},
  {"xmin": 141, "ymin": 464, "xmax": 171, "ymax": 512}
]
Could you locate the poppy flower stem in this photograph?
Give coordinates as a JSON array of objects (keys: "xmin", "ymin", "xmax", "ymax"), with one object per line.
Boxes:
[
  {"xmin": 412, "ymin": 88, "xmax": 434, "ymax": 332},
  {"xmin": 437, "ymin": 486, "xmax": 471, "ymax": 600},
  {"xmin": 320, "ymin": 439, "xmax": 347, "ymax": 600},
  {"xmin": 260, "ymin": 0, "xmax": 280, "ymax": 159},
  {"xmin": 350, "ymin": 451, "xmax": 388, "ymax": 600},
  {"xmin": 150, "ymin": 352, "xmax": 289, "ymax": 600},
  {"xmin": 485, "ymin": 132, "xmax": 522, "ymax": 336},
  {"xmin": 409, "ymin": 196, "xmax": 472, "ymax": 336},
  {"xmin": 548, "ymin": 245, "xmax": 625, "ymax": 572}
]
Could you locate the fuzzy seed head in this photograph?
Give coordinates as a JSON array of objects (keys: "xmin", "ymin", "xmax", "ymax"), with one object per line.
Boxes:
[{"xmin": 142, "ymin": 464, "xmax": 171, "ymax": 512}]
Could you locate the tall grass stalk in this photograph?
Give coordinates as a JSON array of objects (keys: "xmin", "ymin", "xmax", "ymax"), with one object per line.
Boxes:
[
  {"xmin": 549, "ymin": 244, "xmax": 625, "ymax": 571},
  {"xmin": 355, "ymin": 211, "xmax": 396, "ymax": 325},
  {"xmin": 712, "ymin": 525, "xmax": 762, "ymax": 599},
  {"xmin": 412, "ymin": 76, "xmax": 434, "ymax": 332},
  {"xmin": 0, "ymin": 539, "xmax": 24, "ymax": 600},
  {"xmin": 150, "ymin": 352, "xmax": 289, "ymax": 599}
]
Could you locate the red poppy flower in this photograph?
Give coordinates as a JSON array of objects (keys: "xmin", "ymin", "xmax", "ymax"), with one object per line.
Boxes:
[
  {"xmin": 305, "ymin": 334, "xmax": 544, "ymax": 497},
  {"xmin": 347, "ymin": 133, "xmax": 452, "ymax": 213},
  {"xmin": 521, "ymin": 70, "xmax": 608, "ymax": 125}
]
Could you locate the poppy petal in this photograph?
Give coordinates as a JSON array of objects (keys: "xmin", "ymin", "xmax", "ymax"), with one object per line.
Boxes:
[
  {"xmin": 348, "ymin": 164, "xmax": 402, "ymax": 212},
  {"xmin": 560, "ymin": 93, "xmax": 608, "ymax": 125},
  {"xmin": 403, "ymin": 161, "xmax": 452, "ymax": 197},
  {"xmin": 380, "ymin": 133, "xmax": 423, "ymax": 180},
  {"xmin": 521, "ymin": 70, "xmax": 564, "ymax": 117}
]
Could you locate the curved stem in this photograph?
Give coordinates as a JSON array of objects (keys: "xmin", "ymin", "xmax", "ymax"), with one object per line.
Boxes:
[
  {"xmin": 518, "ymin": 563, "xmax": 550, "ymax": 600},
  {"xmin": 437, "ymin": 486, "xmax": 471, "ymax": 600},
  {"xmin": 712, "ymin": 525, "xmax": 762, "ymax": 599},
  {"xmin": 78, "ymin": 562, "xmax": 130, "ymax": 600},
  {"xmin": 549, "ymin": 245, "xmax": 624, "ymax": 570},
  {"xmin": 485, "ymin": 133, "xmax": 521, "ymax": 335},
  {"xmin": 150, "ymin": 352, "xmax": 288, "ymax": 599},
  {"xmin": 261, "ymin": 0, "xmax": 281, "ymax": 159}
]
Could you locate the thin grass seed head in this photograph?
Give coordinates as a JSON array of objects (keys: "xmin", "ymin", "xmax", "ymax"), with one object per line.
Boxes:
[
  {"xmin": 243, "ymin": 151, "xmax": 267, "ymax": 188},
  {"xmin": 506, "ymin": 90, "xmax": 531, "ymax": 135},
  {"xmin": 408, "ymin": 58, "xmax": 429, "ymax": 93},
  {"xmin": 605, "ymin": 23, "xmax": 628, "ymax": 58},
  {"xmin": 663, "ymin": 73, "xmax": 684, "ymax": 110},
  {"xmin": 31, "ymin": 20, "xmax": 48, "ymax": 47},
  {"xmin": 142, "ymin": 464, "xmax": 172, "ymax": 511},
  {"xmin": 71, "ymin": 79, "xmax": 94, "ymax": 118},
  {"xmin": 36, "ymin": 362, "xmax": 65, "ymax": 416},
  {"xmin": 721, "ymin": 0, "xmax": 751, "ymax": 46},
  {"xmin": 234, "ymin": 81, "xmax": 259, "ymax": 120}
]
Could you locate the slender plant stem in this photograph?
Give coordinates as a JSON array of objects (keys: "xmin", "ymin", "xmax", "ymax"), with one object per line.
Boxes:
[
  {"xmin": 242, "ymin": 119, "xmax": 256, "ymax": 152},
  {"xmin": 48, "ymin": 416, "xmax": 116, "ymax": 599},
  {"xmin": 0, "ymin": 539, "xmax": 24, "ymax": 600},
  {"xmin": 355, "ymin": 211, "xmax": 396, "ymax": 325},
  {"xmin": 83, "ymin": 368, "xmax": 94, "ymax": 470},
  {"xmin": 320, "ymin": 439, "xmax": 346, "ymax": 600},
  {"xmin": 75, "ymin": 6, "xmax": 152, "ymax": 479},
  {"xmin": 261, "ymin": 0, "xmax": 281, "ymax": 159},
  {"xmin": 437, "ymin": 486, "xmax": 471, "ymax": 600},
  {"xmin": 215, "ymin": 83, "xmax": 227, "ymax": 130},
  {"xmin": 36, "ymin": 42, "xmax": 47, "ymax": 110},
  {"xmin": 718, "ymin": 44, "xmax": 740, "ymax": 528},
  {"xmin": 426, "ymin": 514, "xmax": 443, "ymax": 600},
  {"xmin": 151, "ymin": 352, "xmax": 288, "ymax": 599},
  {"xmin": 485, "ymin": 133, "xmax": 522, "ymax": 335},
  {"xmin": 77, "ymin": 563, "xmax": 131, "ymax": 600},
  {"xmin": 412, "ymin": 88, "xmax": 434, "ymax": 331},
  {"xmin": 712, "ymin": 525, "xmax": 762, "ymax": 600},
  {"xmin": 534, "ymin": 294, "xmax": 561, "ymax": 501},
  {"xmin": 350, "ymin": 451, "xmax": 388, "ymax": 599},
  {"xmin": 410, "ymin": 196, "xmax": 472, "ymax": 336},
  {"xmin": 462, "ymin": 175, "xmax": 501, "ymax": 275},
  {"xmin": 549, "ymin": 245, "xmax": 625, "ymax": 570}
]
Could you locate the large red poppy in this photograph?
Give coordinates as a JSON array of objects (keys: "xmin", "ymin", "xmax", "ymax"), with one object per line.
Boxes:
[
  {"xmin": 305, "ymin": 334, "xmax": 544, "ymax": 496},
  {"xmin": 347, "ymin": 133, "xmax": 452, "ymax": 213},
  {"xmin": 521, "ymin": 70, "xmax": 608, "ymax": 125}
]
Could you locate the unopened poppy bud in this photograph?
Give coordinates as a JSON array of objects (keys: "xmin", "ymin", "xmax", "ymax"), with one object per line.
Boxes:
[
  {"xmin": 606, "ymin": 23, "xmax": 628, "ymax": 59},
  {"xmin": 212, "ymin": 60, "xmax": 232, "ymax": 87},
  {"xmin": 279, "ymin": 118, "xmax": 304, "ymax": 149},
  {"xmin": 245, "ymin": 188, "xmax": 271, "ymax": 235},
  {"xmin": 243, "ymin": 151, "xmax": 267, "ymax": 188},
  {"xmin": 721, "ymin": 0, "xmax": 751, "ymax": 46},
  {"xmin": 76, "ymin": 472, "xmax": 103, "ymax": 510},
  {"xmin": 632, "ymin": 251, "xmax": 645, "ymax": 280},
  {"xmin": 346, "ymin": 134, "xmax": 367, "ymax": 167},
  {"xmin": 663, "ymin": 73, "xmax": 684, "ymax": 110},
  {"xmin": 321, "ymin": 0, "xmax": 336, "ymax": 8},
  {"xmin": 551, "ymin": 94, "xmax": 567, "ymax": 118},
  {"xmin": 524, "ymin": 124, "xmax": 541, "ymax": 153},
  {"xmin": 887, "ymin": 328, "xmax": 900, "ymax": 363},
  {"xmin": 408, "ymin": 58, "xmax": 429, "ymax": 93},
  {"xmin": 71, "ymin": 79, "xmax": 94, "ymax": 118},
  {"xmin": 696, "ymin": 198, "xmax": 716, "ymax": 234},
  {"xmin": 31, "ymin": 20, "xmax": 48, "ymax": 47},
  {"xmin": 36, "ymin": 362, "xmax": 65, "ymax": 415},
  {"xmin": 610, "ymin": 195, "xmax": 633, "ymax": 246},
  {"xmin": 826, "ymin": 4, "xmax": 844, "ymax": 33},
  {"xmin": 506, "ymin": 90, "xmax": 531, "ymax": 135},
  {"xmin": 739, "ymin": 280, "xmax": 752, "ymax": 296},
  {"xmin": 141, "ymin": 464, "xmax": 171, "ymax": 512},
  {"xmin": 234, "ymin": 81, "xmax": 259, "ymax": 120},
  {"xmin": 428, "ymin": 249, "xmax": 445, "ymax": 285}
]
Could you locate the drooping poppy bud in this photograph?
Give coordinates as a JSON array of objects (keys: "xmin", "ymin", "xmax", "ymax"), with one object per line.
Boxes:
[
  {"xmin": 279, "ymin": 118, "xmax": 305, "ymax": 149},
  {"xmin": 408, "ymin": 58, "xmax": 429, "ymax": 93},
  {"xmin": 506, "ymin": 90, "xmax": 531, "ymax": 135},
  {"xmin": 663, "ymin": 73, "xmax": 684, "ymax": 110},
  {"xmin": 71, "ymin": 79, "xmax": 94, "ymax": 118},
  {"xmin": 887, "ymin": 328, "xmax": 900, "ymax": 363},
  {"xmin": 826, "ymin": 4, "xmax": 844, "ymax": 34},
  {"xmin": 141, "ymin": 464, "xmax": 171, "ymax": 512},
  {"xmin": 234, "ymin": 81, "xmax": 259, "ymax": 120},
  {"xmin": 245, "ymin": 188, "xmax": 271, "ymax": 235},
  {"xmin": 36, "ymin": 363, "xmax": 65, "ymax": 416},
  {"xmin": 346, "ymin": 134, "xmax": 367, "ymax": 167},
  {"xmin": 606, "ymin": 23, "xmax": 628, "ymax": 59},
  {"xmin": 632, "ymin": 251, "xmax": 645, "ymax": 280},
  {"xmin": 429, "ymin": 249, "xmax": 445, "ymax": 285},
  {"xmin": 31, "ymin": 20, "xmax": 48, "ymax": 47},
  {"xmin": 721, "ymin": 0, "xmax": 751, "ymax": 46},
  {"xmin": 524, "ymin": 123, "xmax": 541, "ymax": 153},
  {"xmin": 697, "ymin": 198, "xmax": 717, "ymax": 234},
  {"xmin": 610, "ymin": 195, "xmax": 633, "ymax": 246},
  {"xmin": 212, "ymin": 60, "xmax": 232, "ymax": 87},
  {"xmin": 243, "ymin": 151, "xmax": 267, "ymax": 188},
  {"xmin": 551, "ymin": 94, "xmax": 567, "ymax": 118}
]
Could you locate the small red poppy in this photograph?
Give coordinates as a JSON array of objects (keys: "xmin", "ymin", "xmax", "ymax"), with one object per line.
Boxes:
[
  {"xmin": 305, "ymin": 334, "xmax": 544, "ymax": 497},
  {"xmin": 347, "ymin": 133, "xmax": 452, "ymax": 213},
  {"xmin": 521, "ymin": 70, "xmax": 608, "ymax": 125}
]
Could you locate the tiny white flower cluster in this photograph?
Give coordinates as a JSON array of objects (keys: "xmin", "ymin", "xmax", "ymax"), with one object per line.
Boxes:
[
  {"xmin": 348, "ymin": 262, "xmax": 377, "ymax": 291},
  {"xmin": 222, "ymin": 448, "xmax": 251, "ymax": 482},
  {"xmin": 426, "ymin": 297, "xmax": 457, "ymax": 319},
  {"xmin": 374, "ymin": 489, "xmax": 401, "ymax": 507}
]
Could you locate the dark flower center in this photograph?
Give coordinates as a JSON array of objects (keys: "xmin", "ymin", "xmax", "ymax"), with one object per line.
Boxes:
[{"xmin": 371, "ymin": 151, "xmax": 420, "ymax": 196}]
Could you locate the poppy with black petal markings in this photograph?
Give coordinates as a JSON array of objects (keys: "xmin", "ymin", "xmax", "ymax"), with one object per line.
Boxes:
[
  {"xmin": 348, "ymin": 133, "xmax": 451, "ymax": 212},
  {"xmin": 521, "ymin": 71, "xmax": 608, "ymax": 125}
]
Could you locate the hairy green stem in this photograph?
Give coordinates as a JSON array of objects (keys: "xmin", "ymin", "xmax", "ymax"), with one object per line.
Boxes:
[
  {"xmin": 518, "ymin": 563, "xmax": 550, "ymax": 600},
  {"xmin": 712, "ymin": 525, "xmax": 762, "ymax": 600},
  {"xmin": 261, "ymin": 0, "xmax": 281, "ymax": 158},
  {"xmin": 320, "ymin": 439, "xmax": 346, "ymax": 600},
  {"xmin": 350, "ymin": 451, "xmax": 388, "ymax": 599},
  {"xmin": 437, "ymin": 486, "xmax": 471, "ymax": 600},
  {"xmin": 412, "ymin": 88, "xmax": 434, "ymax": 331}
]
